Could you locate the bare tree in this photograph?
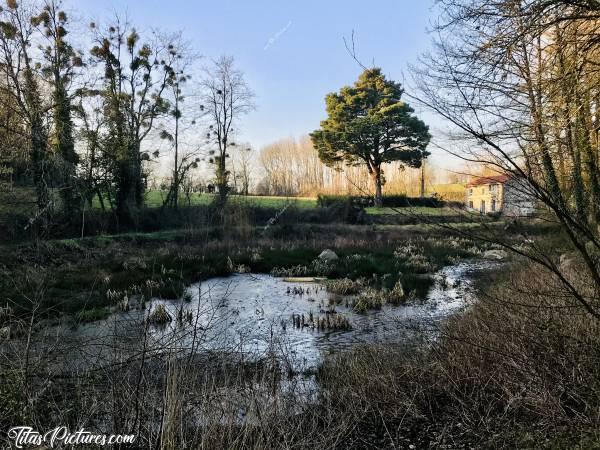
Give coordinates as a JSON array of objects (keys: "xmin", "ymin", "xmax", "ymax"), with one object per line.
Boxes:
[
  {"xmin": 200, "ymin": 56, "xmax": 254, "ymax": 204},
  {"xmin": 412, "ymin": 0, "xmax": 600, "ymax": 317},
  {"xmin": 156, "ymin": 33, "xmax": 202, "ymax": 209},
  {"xmin": 230, "ymin": 144, "xmax": 254, "ymax": 195}
]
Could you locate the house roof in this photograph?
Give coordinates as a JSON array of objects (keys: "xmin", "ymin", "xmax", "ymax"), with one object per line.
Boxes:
[{"xmin": 467, "ymin": 174, "xmax": 510, "ymax": 187}]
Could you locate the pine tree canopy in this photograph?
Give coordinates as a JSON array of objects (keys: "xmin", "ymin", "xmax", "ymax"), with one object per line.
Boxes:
[{"xmin": 310, "ymin": 68, "xmax": 430, "ymax": 171}]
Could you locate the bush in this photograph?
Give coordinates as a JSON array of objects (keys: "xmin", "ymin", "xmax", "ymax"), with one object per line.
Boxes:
[
  {"xmin": 381, "ymin": 194, "xmax": 456, "ymax": 208},
  {"xmin": 317, "ymin": 194, "xmax": 372, "ymax": 208},
  {"xmin": 317, "ymin": 193, "xmax": 463, "ymax": 209},
  {"xmin": 315, "ymin": 195, "xmax": 367, "ymax": 223}
]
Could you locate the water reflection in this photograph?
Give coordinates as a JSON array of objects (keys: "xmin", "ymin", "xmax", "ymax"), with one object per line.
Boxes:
[{"xmin": 39, "ymin": 260, "xmax": 497, "ymax": 372}]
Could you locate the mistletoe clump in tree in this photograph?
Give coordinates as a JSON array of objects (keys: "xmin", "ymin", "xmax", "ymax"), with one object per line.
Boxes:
[
  {"xmin": 310, "ymin": 68, "xmax": 430, "ymax": 207},
  {"xmin": 34, "ymin": 2, "xmax": 83, "ymax": 214},
  {"xmin": 90, "ymin": 21, "xmax": 176, "ymax": 225}
]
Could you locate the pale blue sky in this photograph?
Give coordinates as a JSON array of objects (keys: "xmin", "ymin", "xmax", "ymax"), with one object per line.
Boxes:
[{"xmin": 73, "ymin": 0, "xmax": 448, "ymax": 163}]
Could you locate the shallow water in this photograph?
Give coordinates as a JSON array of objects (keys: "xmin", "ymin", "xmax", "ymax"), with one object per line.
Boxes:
[
  {"xmin": 40, "ymin": 259, "xmax": 496, "ymax": 373},
  {"xmin": 173, "ymin": 260, "xmax": 490, "ymax": 368}
]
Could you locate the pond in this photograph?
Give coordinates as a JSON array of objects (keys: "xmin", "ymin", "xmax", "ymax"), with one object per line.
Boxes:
[{"xmin": 40, "ymin": 259, "xmax": 497, "ymax": 373}]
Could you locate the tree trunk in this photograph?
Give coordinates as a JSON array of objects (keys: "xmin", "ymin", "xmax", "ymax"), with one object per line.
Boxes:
[
  {"xmin": 54, "ymin": 82, "xmax": 78, "ymax": 214},
  {"xmin": 420, "ymin": 163, "xmax": 425, "ymax": 199},
  {"xmin": 215, "ymin": 150, "xmax": 229, "ymax": 205},
  {"xmin": 31, "ymin": 116, "xmax": 49, "ymax": 219},
  {"xmin": 173, "ymin": 96, "xmax": 180, "ymax": 209},
  {"xmin": 372, "ymin": 168, "xmax": 383, "ymax": 208},
  {"xmin": 577, "ymin": 94, "xmax": 600, "ymax": 225},
  {"xmin": 116, "ymin": 142, "xmax": 142, "ymax": 227}
]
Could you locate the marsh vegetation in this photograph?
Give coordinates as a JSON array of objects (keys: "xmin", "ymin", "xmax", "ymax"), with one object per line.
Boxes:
[
  {"xmin": 3, "ymin": 208, "xmax": 589, "ymax": 448},
  {"xmin": 1, "ymin": 0, "xmax": 600, "ymax": 448}
]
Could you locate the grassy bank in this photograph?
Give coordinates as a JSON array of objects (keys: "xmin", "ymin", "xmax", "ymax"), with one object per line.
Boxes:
[
  {"xmin": 1, "ymin": 187, "xmax": 481, "ymax": 243},
  {"xmin": 2, "ymin": 185, "xmax": 467, "ymax": 217}
]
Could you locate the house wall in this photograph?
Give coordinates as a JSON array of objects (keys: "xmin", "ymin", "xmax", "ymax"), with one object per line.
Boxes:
[
  {"xmin": 465, "ymin": 180, "xmax": 536, "ymax": 216},
  {"xmin": 466, "ymin": 183, "xmax": 504, "ymax": 214},
  {"xmin": 502, "ymin": 179, "xmax": 536, "ymax": 217}
]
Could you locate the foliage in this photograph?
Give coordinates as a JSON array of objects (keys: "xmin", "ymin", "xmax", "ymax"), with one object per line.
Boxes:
[
  {"xmin": 0, "ymin": 1, "xmax": 51, "ymax": 232},
  {"xmin": 317, "ymin": 194, "xmax": 460, "ymax": 208},
  {"xmin": 90, "ymin": 20, "xmax": 177, "ymax": 225},
  {"xmin": 311, "ymin": 68, "xmax": 430, "ymax": 206},
  {"xmin": 36, "ymin": 1, "xmax": 81, "ymax": 214}
]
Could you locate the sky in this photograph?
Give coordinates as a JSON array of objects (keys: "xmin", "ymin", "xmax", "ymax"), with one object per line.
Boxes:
[{"xmin": 72, "ymin": 0, "xmax": 454, "ymax": 168}]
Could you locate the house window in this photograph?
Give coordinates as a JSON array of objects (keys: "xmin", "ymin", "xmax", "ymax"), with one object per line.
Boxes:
[
  {"xmin": 490, "ymin": 184, "xmax": 498, "ymax": 193},
  {"xmin": 481, "ymin": 188, "xmax": 485, "ymax": 194},
  {"xmin": 480, "ymin": 200, "xmax": 486, "ymax": 214},
  {"xmin": 468, "ymin": 188, "xmax": 473, "ymax": 196},
  {"xmin": 469, "ymin": 201, "xmax": 473, "ymax": 208},
  {"xmin": 491, "ymin": 199, "xmax": 496, "ymax": 212}
]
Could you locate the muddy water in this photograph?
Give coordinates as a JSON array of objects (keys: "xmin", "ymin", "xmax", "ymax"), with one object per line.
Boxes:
[{"xmin": 41, "ymin": 259, "xmax": 495, "ymax": 373}]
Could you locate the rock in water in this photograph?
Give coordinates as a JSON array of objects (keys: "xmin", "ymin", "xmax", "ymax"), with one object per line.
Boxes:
[
  {"xmin": 318, "ymin": 249, "xmax": 339, "ymax": 261},
  {"xmin": 483, "ymin": 249, "xmax": 508, "ymax": 260}
]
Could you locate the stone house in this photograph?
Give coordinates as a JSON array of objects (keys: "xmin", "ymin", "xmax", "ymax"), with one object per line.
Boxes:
[{"xmin": 466, "ymin": 175, "xmax": 535, "ymax": 216}]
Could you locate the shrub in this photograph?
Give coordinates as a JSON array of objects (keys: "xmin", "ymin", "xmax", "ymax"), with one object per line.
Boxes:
[
  {"xmin": 317, "ymin": 193, "xmax": 463, "ymax": 209},
  {"xmin": 315, "ymin": 195, "xmax": 367, "ymax": 223},
  {"xmin": 318, "ymin": 262, "xmax": 600, "ymax": 447},
  {"xmin": 381, "ymin": 194, "xmax": 465, "ymax": 208}
]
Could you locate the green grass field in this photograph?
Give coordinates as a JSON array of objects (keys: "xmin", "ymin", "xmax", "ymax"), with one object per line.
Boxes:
[
  {"xmin": 142, "ymin": 192, "xmax": 318, "ymax": 209},
  {"xmin": 3, "ymin": 187, "xmax": 467, "ymax": 217}
]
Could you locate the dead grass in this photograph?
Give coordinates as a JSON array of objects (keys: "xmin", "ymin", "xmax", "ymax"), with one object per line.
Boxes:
[{"xmin": 319, "ymin": 260, "xmax": 600, "ymax": 448}]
